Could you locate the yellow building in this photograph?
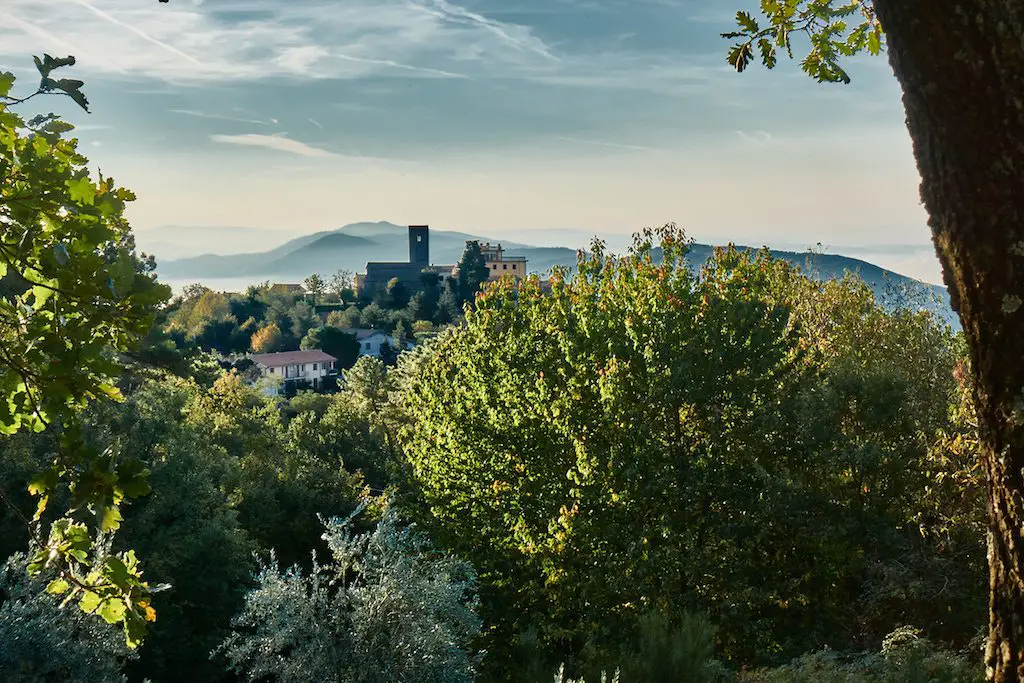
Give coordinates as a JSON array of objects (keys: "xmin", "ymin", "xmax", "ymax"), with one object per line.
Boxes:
[{"xmin": 479, "ymin": 243, "xmax": 527, "ymax": 280}]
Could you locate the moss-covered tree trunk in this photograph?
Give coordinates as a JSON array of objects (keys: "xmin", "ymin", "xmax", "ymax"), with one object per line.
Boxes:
[{"xmin": 871, "ymin": 1, "xmax": 1024, "ymax": 679}]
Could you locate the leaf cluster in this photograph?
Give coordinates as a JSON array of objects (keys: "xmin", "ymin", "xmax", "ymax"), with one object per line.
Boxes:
[
  {"xmin": 723, "ymin": 1, "xmax": 884, "ymax": 83},
  {"xmin": 1, "ymin": 60, "xmax": 170, "ymax": 647}
]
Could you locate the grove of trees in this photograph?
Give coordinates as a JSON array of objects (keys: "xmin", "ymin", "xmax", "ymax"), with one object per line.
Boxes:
[{"xmin": 1, "ymin": 221, "xmax": 989, "ymax": 681}]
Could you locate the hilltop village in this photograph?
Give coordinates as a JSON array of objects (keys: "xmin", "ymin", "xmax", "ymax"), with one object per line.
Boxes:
[
  {"xmin": 354, "ymin": 225, "xmax": 529, "ymax": 295},
  {"xmin": 161, "ymin": 225, "xmax": 531, "ymax": 396}
]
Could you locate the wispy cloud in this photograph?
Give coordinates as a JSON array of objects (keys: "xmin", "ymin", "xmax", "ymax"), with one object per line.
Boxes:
[
  {"xmin": 211, "ymin": 133, "xmax": 337, "ymax": 158},
  {"xmin": 334, "ymin": 52, "xmax": 469, "ymax": 79},
  {"xmin": 0, "ymin": 11, "xmax": 102, "ymax": 66},
  {"xmin": 420, "ymin": 0, "xmax": 560, "ymax": 61},
  {"xmin": 0, "ymin": 0, "xmax": 557, "ymax": 83},
  {"xmin": 736, "ymin": 129, "xmax": 774, "ymax": 145},
  {"xmin": 171, "ymin": 109, "xmax": 271, "ymax": 125},
  {"xmin": 553, "ymin": 135, "xmax": 662, "ymax": 152},
  {"xmin": 70, "ymin": 0, "xmax": 201, "ymax": 65}
]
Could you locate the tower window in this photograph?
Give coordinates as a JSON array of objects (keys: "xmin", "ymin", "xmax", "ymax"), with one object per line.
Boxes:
[{"xmin": 417, "ymin": 236, "xmax": 422, "ymax": 242}]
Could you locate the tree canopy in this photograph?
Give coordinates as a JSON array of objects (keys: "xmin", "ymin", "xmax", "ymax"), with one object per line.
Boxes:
[{"xmin": 1, "ymin": 58, "xmax": 170, "ymax": 647}]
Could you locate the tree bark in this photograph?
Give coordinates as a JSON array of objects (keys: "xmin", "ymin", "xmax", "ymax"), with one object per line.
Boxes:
[{"xmin": 871, "ymin": 1, "xmax": 1024, "ymax": 680}]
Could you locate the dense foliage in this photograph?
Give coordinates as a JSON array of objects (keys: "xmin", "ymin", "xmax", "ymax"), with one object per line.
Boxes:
[
  {"xmin": 220, "ymin": 506, "xmax": 482, "ymax": 683},
  {"xmin": 163, "ymin": 237, "xmax": 505, "ymax": 361},
  {"xmin": 164, "ymin": 278, "xmax": 448, "ymax": 363},
  {"xmin": 1, "ymin": 60, "xmax": 170, "ymax": 646},
  {"xmin": 400, "ymin": 227, "xmax": 983, "ymax": 678}
]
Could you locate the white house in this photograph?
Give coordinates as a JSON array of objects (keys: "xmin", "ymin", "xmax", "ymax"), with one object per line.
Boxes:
[
  {"xmin": 339, "ymin": 328, "xmax": 415, "ymax": 358},
  {"xmin": 250, "ymin": 349, "xmax": 338, "ymax": 394}
]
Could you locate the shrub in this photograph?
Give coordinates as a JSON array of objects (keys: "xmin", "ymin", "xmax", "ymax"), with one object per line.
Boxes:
[
  {"xmin": 219, "ymin": 505, "xmax": 481, "ymax": 683},
  {"xmin": 738, "ymin": 626, "xmax": 982, "ymax": 683}
]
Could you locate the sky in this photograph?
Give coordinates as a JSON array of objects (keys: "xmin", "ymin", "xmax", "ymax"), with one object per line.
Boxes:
[{"xmin": 0, "ymin": 0, "xmax": 943, "ymax": 284}]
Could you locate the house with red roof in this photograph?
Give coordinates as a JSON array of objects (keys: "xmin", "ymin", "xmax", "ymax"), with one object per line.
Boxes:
[{"xmin": 250, "ymin": 349, "xmax": 337, "ymax": 395}]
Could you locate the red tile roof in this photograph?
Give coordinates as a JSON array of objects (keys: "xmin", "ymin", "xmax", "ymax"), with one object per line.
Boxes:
[{"xmin": 250, "ymin": 350, "xmax": 337, "ymax": 368}]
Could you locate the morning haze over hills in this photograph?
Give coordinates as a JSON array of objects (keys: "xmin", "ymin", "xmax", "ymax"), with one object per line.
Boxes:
[{"xmin": 149, "ymin": 220, "xmax": 958, "ymax": 327}]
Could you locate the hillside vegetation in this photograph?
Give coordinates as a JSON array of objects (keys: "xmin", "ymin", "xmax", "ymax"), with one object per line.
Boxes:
[
  {"xmin": 2, "ymin": 223, "xmax": 984, "ymax": 681},
  {"xmin": 0, "ymin": 59, "xmax": 988, "ymax": 683}
]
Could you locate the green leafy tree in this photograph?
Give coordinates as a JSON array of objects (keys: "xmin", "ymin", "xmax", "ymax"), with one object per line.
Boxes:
[
  {"xmin": 328, "ymin": 306, "xmax": 362, "ymax": 329},
  {"xmin": 412, "ymin": 319, "xmax": 435, "ymax": 340},
  {"xmin": 257, "ymin": 289, "xmax": 302, "ymax": 343},
  {"xmin": 230, "ymin": 287, "xmax": 268, "ymax": 327},
  {"xmin": 187, "ymin": 373, "xmax": 367, "ymax": 569},
  {"xmin": 286, "ymin": 393, "xmax": 394, "ymax": 490},
  {"xmin": 412, "ymin": 273, "xmax": 441, "ymax": 321},
  {"xmin": 400, "ymin": 227, "xmax": 979, "ymax": 675},
  {"xmin": 360, "ymin": 302, "xmax": 390, "ymax": 330},
  {"xmin": 290, "ymin": 301, "xmax": 320, "ymax": 343},
  {"xmin": 393, "ymin": 319, "xmax": 410, "ymax": 346},
  {"xmin": 343, "ymin": 356, "xmax": 391, "ymax": 417},
  {"xmin": 384, "ymin": 277, "xmax": 410, "ymax": 310},
  {"xmin": 327, "ymin": 269, "xmax": 354, "ymax": 303},
  {"xmin": 434, "ymin": 280, "xmax": 462, "ymax": 325},
  {"xmin": 456, "ymin": 241, "xmax": 490, "ymax": 306},
  {"xmin": 301, "ymin": 326, "xmax": 361, "ymax": 370},
  {"xmin": 0, "ymin": 59, "xmax": 170, "ymax": 646},
  {"xmin": 179, "ymin": 283, "xmax": 210, "ymax": 302},
  {"xmin": 85, "ymin": 381, "xmax": 256, "ymax": 681},
  {"xmin": 303, "ymin": 273, "xmax": 325, "ymax": 305},
  {"xmin": 403, "ymin": 229, "xmax": 804, "ymax": 671},
  {"xmin": 722, "ymin": 2, "xmax": 1024, "ymax": 673}
]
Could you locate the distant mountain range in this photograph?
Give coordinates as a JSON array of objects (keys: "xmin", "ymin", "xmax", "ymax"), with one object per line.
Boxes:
[{"xmin": 154, "ymin": 221, "xmax": 958, "ymax": 329}]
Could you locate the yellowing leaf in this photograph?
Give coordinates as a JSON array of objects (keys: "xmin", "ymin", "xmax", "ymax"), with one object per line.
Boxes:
[
  {"xmin": 96, "ymin": 596, "xmax": 126, "ymax": 624},
  {"xmin": 33, "ymin": 495, "xmax": 49, "ymax": 521},
  {"xmin": 32, "ymin": 284, "xmax": 55, "ymax": 309},
  {"xmin": 101, "ymin": 505, "xmax": 123, "ymax": 532},
  {"xmin": 79, "ymin": 590, "xmax": 102, "ymax": 614},
  {"xmin": 139, "ymin": 600, "xmax": 157, "ymax": 622},
  {"xmin": 97, "ymin": 383, "xmax": 124, "ymax": 402}
]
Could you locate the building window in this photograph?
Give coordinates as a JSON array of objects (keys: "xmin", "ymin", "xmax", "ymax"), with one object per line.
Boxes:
[
  {"xmin": 503, "ymin": 264, "xmax": 507, "ymax": 270},
  {"xmin": 313, "ymin": 363, "xmax": 318, "ymax": 371},
  {"xmin": 365, "ymin": 342, "xmax": 371, "ymax": 350},
  {"xmin": 417, "ymin": 236, "xmax": 422, "ymax": 242}
]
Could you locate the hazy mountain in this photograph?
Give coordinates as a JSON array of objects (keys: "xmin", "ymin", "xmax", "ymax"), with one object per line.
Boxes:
[
  {"xmin": 134, "ymin": 225, "xmax": 301, "ymax": 260},
  {"xmin": 155, "ymin": 221, "xmax": 957, "ymax": 328},
  {"xmin": 157, "ymin": 222, "xmax": 538, "ymax": 279}
]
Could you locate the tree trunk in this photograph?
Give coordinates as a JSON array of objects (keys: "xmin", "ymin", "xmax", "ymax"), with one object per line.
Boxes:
[{"xmin": 871, "ymin": 1, "xmax": 1024, "ymax": 680}]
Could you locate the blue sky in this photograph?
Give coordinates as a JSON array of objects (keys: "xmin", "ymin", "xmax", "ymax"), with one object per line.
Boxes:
[{"xmin": 0, "ymin": 0, "xmax": 941, "ymax": 282}]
